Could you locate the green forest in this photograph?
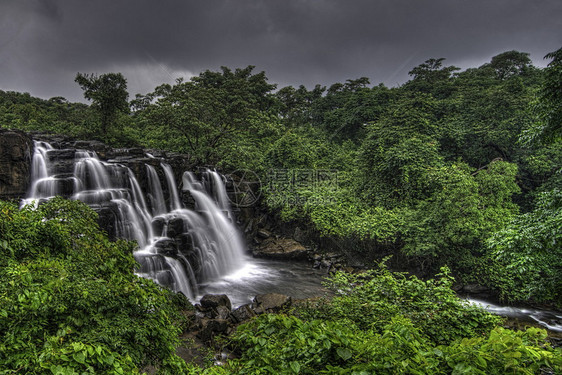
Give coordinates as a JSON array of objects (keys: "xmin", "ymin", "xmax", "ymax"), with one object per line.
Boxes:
[{"xmin": 1, "ymin": 48, "xmax": 561, "ymax": 374}]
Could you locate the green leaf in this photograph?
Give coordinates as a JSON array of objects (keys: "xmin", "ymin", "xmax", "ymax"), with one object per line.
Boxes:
[
  {"xmin": 105, "ymin": 355, "xmax": 114, "ymax": 365},
  {"xmin": 290, "ymin": 361, "xmax": 301, "ymax": 373},
  {"xmin": 73, "ymin": 352, "xmax": 86, "ymax": 364},
  {"xmin": 336, "ymin": 347, "xmax": 352, "ymax": 361}
]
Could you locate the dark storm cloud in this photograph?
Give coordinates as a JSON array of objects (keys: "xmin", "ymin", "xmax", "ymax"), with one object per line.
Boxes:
[{"xmin": 0, "ymin": 0, "xmax": 560, "ymax": 101}]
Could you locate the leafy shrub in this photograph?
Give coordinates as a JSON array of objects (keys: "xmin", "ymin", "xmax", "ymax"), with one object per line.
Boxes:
[
  {"xmin": 301, "ymin": 260, "xmax": 501, "ymax": 345},
  {"xmin": 219, "ymin": 314, "xmax": 561, "ymax": 374},
  {"xmin": 0, "ymin": 198, "xmax": 190, "ymax": 374},
  {"xmin": 486, "ymin": 189, "xmax": 562, "ymax": 305},
  {"xmin": 213, "ymin": 263, "xmax": 560, "ymax": 374}
]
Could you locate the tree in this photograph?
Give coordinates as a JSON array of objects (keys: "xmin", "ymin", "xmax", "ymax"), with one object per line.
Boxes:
[
  {"xmin": 133, "ymin": 66, "xmax": 279, "ymax": 167},
  {"xmin": 405, "ymin": 58, "xmax": 460, "ymax": 98},
  {"xmin": 489, "ymin": 50, "xmax": 532, "ymax": 80},
  {"xmin": 487, "ymin": 189, "xmax": 562, "ymax": 304},
  {"xmin": 403, "ymin": 161, "xmax": 519, "ymax": 274},
  {"xmin": 357, "ymin": 93, "xmax": 441, "ymax": 207},
  {"xmin": 523, "ymin": 47, "xmax": 562, "ymax": 144},
  {"xmin": 75, "ymin": 72, "xmax": 129, "ymax": 136}
]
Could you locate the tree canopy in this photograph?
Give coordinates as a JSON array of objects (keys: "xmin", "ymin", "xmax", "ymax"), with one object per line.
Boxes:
[{"xmin": 75, "ymin": 72, "xmax": 129, "ymax": 137}]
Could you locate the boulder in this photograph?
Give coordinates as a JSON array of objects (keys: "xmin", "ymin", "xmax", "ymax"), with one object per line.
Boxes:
[
  {"xmin": 167, "ymin": 217, "xmax": 185, "ymax": 238},
  {"xmin": 215, "ymin": 305, "xmax": 231, "ymax": 320},
  {"xmin": 196, "ymin": 318, "xmax": 229, "ymax": 342},
  {"xmin": 152, "ymin": 216, "xmax": 166, "ymax": 236},
  {"xmin": 253, "ymin": 293, "xmax": 292, "ymax": 313},
  {"xmin": 200, "ymin": 294, "xmax": 232, "ymax": 311},
  {"xmin": 462, "ymin": 284, "xmax": 491, "ymax": 294},
  {"xmin": 153, "ymin": 238, "xmax": 178, "ymax": 257},
  {"xmin": 253, "ymin": 238, "xmax": 309, "ymax": 260},
  {"xmin": 230, "ymin": 304, "xmax": 257, "ymax": 323}
]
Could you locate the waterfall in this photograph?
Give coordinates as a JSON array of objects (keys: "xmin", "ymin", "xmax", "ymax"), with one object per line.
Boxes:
[
  {"xmin": 21, "ymin": 141, "xmax": 55, "ymax": 207},
  {"xmin": 23, "ymin": 140, "xmax": 248, "ymax": 300},
  {"xmin": 162, "ymin": 163, "xmax": 182, "ymax": 211},
  {"xmin": 146, "ymin": 165, "xmax": 167, "ymax": 215}
]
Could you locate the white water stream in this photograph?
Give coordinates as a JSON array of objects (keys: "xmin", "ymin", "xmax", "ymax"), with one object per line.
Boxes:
[
  {"xmin": 23, "ymin": 141, "xmax": 248, "ymax": 300},
  {"xmin": 21, "ymin": 141, "xmax": 562, "ymax": 330}
]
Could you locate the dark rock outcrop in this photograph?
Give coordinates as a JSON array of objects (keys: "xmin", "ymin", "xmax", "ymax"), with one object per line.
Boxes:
[
  {"xmin": 199, "ymin": 294, "xmax": 232, "ymax": 311},
  {"xmin": 191, "ymin": 293, "xmax": 293, "ymax": 343},
  {"xmin": 0, "ymin": 130, "xmax": 32, "ymax": 200},
  {"xmin": 230, "ymin": 304, "xmax": 257, "ymax": 323},
  {"xmin": 252, "ymin": 293, "xmax": 292, "ymax": 313},
  {"xmin": 253, "ymin": 237, "xmax": 309, "ymax": 260}
]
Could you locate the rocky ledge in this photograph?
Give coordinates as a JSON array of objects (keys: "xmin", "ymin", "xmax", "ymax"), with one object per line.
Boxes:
[
  {"xmin": 253, "ymin": 235, "xmax": 310, "ymax": 260},
  {"xmin": 188, "ymin": 293, "xmax": 293, "ymax": 345},
  {"xmin": 0, "ymin": 129, "xmax": 32, "ymax": 200}
]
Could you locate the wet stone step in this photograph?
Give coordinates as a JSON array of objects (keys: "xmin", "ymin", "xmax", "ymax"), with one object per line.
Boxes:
[
  {"xmin": 34, "ymin": 177, "xmax": 75, "ymax": 197},
  {"xmin": 46, "ymin": 149, "xmax": 76, "ymax": 160}
]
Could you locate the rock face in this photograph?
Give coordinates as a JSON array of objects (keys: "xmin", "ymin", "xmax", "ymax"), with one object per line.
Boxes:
[{"xmin": 0, "ymin": 130, "xmax": 32, "ymax": 200}]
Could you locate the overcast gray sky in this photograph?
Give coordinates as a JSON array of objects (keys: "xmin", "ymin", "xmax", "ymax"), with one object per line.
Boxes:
[{"xmin": 1, "ymin": 0, "xmax": 560, "ymax": 102}]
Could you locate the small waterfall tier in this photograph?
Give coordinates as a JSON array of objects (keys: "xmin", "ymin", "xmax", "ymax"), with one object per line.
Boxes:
[{"xmin": 23, "ymin": 140, "xmax": 248, "ymax": 299}]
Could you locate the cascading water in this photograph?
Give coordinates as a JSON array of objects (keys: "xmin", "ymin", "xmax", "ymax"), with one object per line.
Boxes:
[
  {"xmin": 23, "ymin": 140, "xmax": 248, "ymax": 300},
  {"xmin": 22, "ymin": 141, "xmax": 58, "ymax": 207},
  {"xmin": 146, "ymin": 164, "xmax": 167, "ymax": 216}
]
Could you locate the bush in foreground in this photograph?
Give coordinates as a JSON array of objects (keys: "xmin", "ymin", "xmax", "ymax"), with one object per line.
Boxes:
[{"xmin": 0, "ymin": 198, "xmax": 189, "ymax": 374}]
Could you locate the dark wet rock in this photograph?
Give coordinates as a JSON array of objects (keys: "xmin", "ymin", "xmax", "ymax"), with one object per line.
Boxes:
[
  {"xmin": 127, "ymin": 147, "xmax": 146, "ymax": 156},
  {"xmin": 200, "ymin": 294, "xmax": 232, "ymax": 311},
  {"xmin": 230, "ymin": 304, "xmax": 257, "ymax": 323},
  {"xmin": 167, "ymin": 217, "xmax": 185, "ymax": 238},
  {"xmin": 253, "ymin": 238, "xmax": 309, "ymax": 260},
  {"xmin": 152, "ymin": 216, "xmax": 166, "ymax": 235},
  {"xmin": 215, "ymin": 305, "xmax": 231, "ymax": 320},
  {"xmin": 145, "ymin": 149, "xmax": 167, "ymax": 158},
  {"xmin": 252, "ymin": 293, "xmax": 292, "ymax": 313},
  {"xmin": 293, "ymin": 226, "xmax": 306, "ymax": 243},
  {"xmin": 462, "ymin": 284, "xmax": 491, "ymax": 294},
  {"xmin": 73, "ymin": 140, "xmax": 109, "ymax": 154},
  {"xmin": 0, "ymin": 130, "xmax": 32, "ymax": 200},
  {"xmin": 46, "ymin": 149, "xmax": 75, "ymax": 161},
  {"xmin": 177, "ymin": 233, "xmax": 194, "ymax": 254},
  {"xmin": 181, "ymin": 190, "xmax": 196, "ymax": 209},
  {"xmin": 154, "ymin": 238, "xmax": 178, "ymax": 257},
  {"xmin": 94, "ymin": 202, "xmax": 119, "ymax": 240},
  {"xmin": 197, "ymin": 319, "xmax": 229, "ymax": 342},
  {"xmin": 155, "ymin": 269, "xmax": 175, "ymax": 287}
]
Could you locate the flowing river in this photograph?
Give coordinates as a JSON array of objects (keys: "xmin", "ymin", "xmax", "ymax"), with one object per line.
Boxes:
[
  {"xmin": 196, "ymin": 258, "xmax": 331, "ymax": 307},
  {"xmin": 23, "ymin": 139, "xmax": 562, "ymax": 334}
]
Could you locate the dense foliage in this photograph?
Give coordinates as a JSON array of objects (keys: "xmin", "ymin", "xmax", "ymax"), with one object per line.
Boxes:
[
  {"xmin": 185, "ymin": 265, "xmax": 561, "ymax": 374},
  {"xmin": 0, "ymin": 198, "xmax": 190, "ymax": 374},
  {"xmin": 301, "ymin": 262, "xmax": 501, "ymax": 345},
  {"xmin": 2, "ymin": 49, "xmax": 561, "ymax": 303},
  {"xmin": 223, "ymin": 315, "xmax": 560, "ymax": 374},
  {"xmin": 487, "ymin": 189, "xmax": 562, "ymax": 304},
  {"xmin": 1, "ymin": 47, "xmax": 561, "ymax": 373}
]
